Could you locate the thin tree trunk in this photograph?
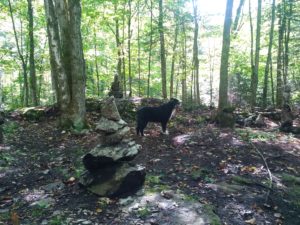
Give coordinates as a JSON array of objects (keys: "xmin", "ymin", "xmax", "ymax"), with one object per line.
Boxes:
[
  {"xmin": 250, "ymin": 0, "xmax": 262, "ymax": 109},
  {"xmin": 170, "ymin": 12, "xmax": 179, "ymax": 99},
  {"xmin": 192, "ymin": 0, "xmax": 200, "ymax": 105},
  {"xmin": 218, "ymin": 0, "xmax": 233, "ymax": 110},
  {"xmin": 27, "ymin": 0, "xmax": 38, "ymax": 106},
  {"xmin": 94, "ymin": 26, "xmax": 100, "ymax": 97},
  {"xmin": 8, "ymin": 0, "xmax": 29, "ymax": 107},
  {"xmin": 209, "ymin": 44, "xmax": 216, "ymax": 107},
  {"xmin": 263, "ymin": 0, "xmax": 275, "ymax": 108},
  {"xmin": 283, "ymin": 0, "xmax": 292, "ymax": 86},
  {"xmin": 137, "ymin": 0, "xmax": 141, "ymax": 97},
  {"xmin": 122, "ymin": 5, "xmax": 127, "ymax": 97},
  {"xmin": 181, "ymin": 21, "xmax": 187, "ymax": 106},
  {"xmin": 232, "ymin": 0, "xmax": 245, "ymax": 35},
  {"xmin": 147, "ymin": 0, "xmax": 153, "ymax": 98},
  {"xmin": 127, "ymin": 0, "xmax": 132, "ymax": 97},
  {"xmin": 158, "ymin": 0, "xmax": 167, "ymax": 99},
  {"xmin": 270, "ymin": 56, "xmax": 275, "ymax": 106},
  {"xmin": 276, "ymin": 3, "xmax": 284, "ymax": 107},
  {"xmin": 249, "ymin": 0, "xmax": 254, "ymax": 106},
  {"xmin": 114, "ymin": 4, "xmax": 122, "ymax": 81}
]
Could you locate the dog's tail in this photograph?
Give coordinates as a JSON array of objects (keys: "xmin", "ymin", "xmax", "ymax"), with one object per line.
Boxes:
[{"xmin": 136, "ymin": 127, "xmax": 139, "ymax": 135}]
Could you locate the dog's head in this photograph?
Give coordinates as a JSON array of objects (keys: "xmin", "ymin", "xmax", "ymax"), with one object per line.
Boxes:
[{"xmin": 169, "ymin": 98, "xmax": 180, "ymax": 108}]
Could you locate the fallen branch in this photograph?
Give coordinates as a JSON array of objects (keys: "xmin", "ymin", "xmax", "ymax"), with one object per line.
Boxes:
[{"xmin": 249, "ymin": 141, "xmax": 273, "ymax": 202}]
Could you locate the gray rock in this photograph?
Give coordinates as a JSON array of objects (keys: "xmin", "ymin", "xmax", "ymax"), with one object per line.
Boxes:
[
  {"xmin": 80, "ymin": 163, "xmax": 145, "ymax": 197},
  {"xmin": 42, "ymin": 181, "xmax": 65, "ymax": 192},
  {"xmin": 95, "ymin": 117, "xmax": 127, "ymax": 134},
  {"xmin": 104, "ymin": 126, "xmax": 130, "ymax": 145},
  {"xmin": 82, "ymin": 139, "xmax": 140, "ymax": 171},
  {"xmin": 254, "ymin": 114, "xmax": 266, "ymax": 127},
  {"xmin": 101, "ymin": 96, "xmax": 121, "ymax": 121}
]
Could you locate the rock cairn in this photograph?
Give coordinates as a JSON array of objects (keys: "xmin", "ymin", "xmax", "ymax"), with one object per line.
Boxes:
[{"xmin": 79, "ymin": 96, "xmax": 145, "ymax": 197}]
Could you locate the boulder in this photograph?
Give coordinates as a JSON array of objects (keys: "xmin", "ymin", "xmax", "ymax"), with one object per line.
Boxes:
[
  {"xmin": 101, "ymin": 96, "xmax": 121, "ymax": 121},
  {"xmin": 95, "ymin": 117, "xmax": 127, "ymax": 134},
  {"xmin": 79, "ymin": 163, "xmax": 145, "ymax": 197},
  {"xmin": 82, "ymin": 139, "xmax": 140, "ymax": 171},
  {"xmin": 21, "ymin": 107, "xmax": 46, "ymax": 121}
]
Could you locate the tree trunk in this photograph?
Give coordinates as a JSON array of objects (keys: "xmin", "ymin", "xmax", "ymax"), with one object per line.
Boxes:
[
  {"xmin": 94, "ymin": 26, "xmax": 100, "ymax": 97},
  {"xmin": 137, "ymin": 0, "xmax": 141, "ymax": 96},
  {"xmin": 232, "ymin": 0, "xmax": 245, "ymax": 36},
  {"xmin": 262, "ymin": 0, "xmax": 275, "ymax": 108},
  {"xmin": 147, "ymin": 0, "xmax": 153, "ymax": 98},
  {"xmin": 276, "ymin": 3, "xmax": 284, "ymax": 107},
  {"xmin": 8, "ymin": 0, "xmax": 29, "ymax": 107},
  {"xmin": 283, "ymin": 0, "xmax": 292, "ymax": 87},
  {"xmin": 218, "ymin": 0, "xmax": 233, "ymax": 110},
  {"xmin": 27, "ymin": 0, "xmax": 38, "ymax": 106},
  {"xmin": 158, "ymin": 0, "xmax": 167, "ymax": 99},
  {"xmin": 209, "ymin": 44, "xmax": 216, "ymax": 108},
  {"xmin": 170, "ymin": 12, "xmax": 179, "ymax": 99},
  {"xmin": 127, "ymin": 0, "xmax": 132, "ymax": 97},
  {"xmin": 250, "ymin": 0, "xmax": 262, "ymax": 109},
  {"xmin": 114, "ymin": 4, "xmax": 122, "ymax": 83},
  {"xmin": 181, "ymin": 21, "xmax": 187, "ymax": 106},
  {"xmin": 122, "ymin": 5, "xmax": 127, "ymax": 97},
  {"xmin": 192, "ymin": 0, "xmax": 200, "ymax": 105},
  {"xmin": 44, "ymin": 0, "xmax": 86, "ymax": 129}
]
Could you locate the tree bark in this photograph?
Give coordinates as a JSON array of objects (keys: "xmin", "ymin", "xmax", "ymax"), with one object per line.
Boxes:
[
  {"xmin": 27, "ymin": 0, "xmax": 38, "ymax": 106},
  {"xmin": 250, "ymin": 0, "xmax": 262, "ymax": 109},
  {"xmin": 218, "ymin": 0, "xmax": 233, "ymax": 110},
  {"xmin": 181, "ymin": 21, "xmax": 187, "ymax": 106},
  {"xmin": 44, "ymin": 0, "xmax": 86, "ymax": 129},
  {"xmin": 137, "ymin": 0, "xmax": 141, "ymax": 97},
  {"xmin": 8, "ymin": 0, "xmax": 29, "ymax": 107},
  {"xmin": 127, "ymin": 0, "xmax": 132, "ymax": 97},
  {"xmin": 170, "ymin": 10, "xmax": 179, "ymax": 99},
  {"xmin": 94, "ymin": 26, "xmax": 100, "ymax": 97},
  {"xmin": 158, "ymin": 0, "xmax": 167, "ymax": 99},
  {"xmin": 147, "ymin": 0, "xmax": 153, "ymax": 98},
  {"xmin": 192, "ymin": 0, "xmax": 200, "ymax": 105},
  {"xmin": 276, "ymin": 3, "xmax": 284, "ymax": 107},
  {"xmin": 232, "ymin": 0, "xmax": 245, "ymax": 36},
  {"xmin": 262, "ymin": 0, "xmax": 275, "ymax": 108}
]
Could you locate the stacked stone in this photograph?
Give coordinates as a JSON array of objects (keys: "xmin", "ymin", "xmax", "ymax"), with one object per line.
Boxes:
[{"xmin": 79, "ymin": 97, "xmax": 145, "ymax": 197}]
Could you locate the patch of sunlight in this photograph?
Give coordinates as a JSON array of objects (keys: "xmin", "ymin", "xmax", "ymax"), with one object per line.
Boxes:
[
  {"xmin": 172, "ymin": 134, "xmax": 192, "ymax": 146},
  {"xmin": 121, "ymin": 191, "xmax": 214, "ymax": 225},
  {"xmin": 22, "ymin": 189, "xmax": 46, "ymax": 203}
]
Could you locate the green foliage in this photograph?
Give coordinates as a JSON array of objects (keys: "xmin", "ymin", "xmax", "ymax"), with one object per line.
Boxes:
[
  {"xmin": 2, "ymin": 121, "xmax": 18, "ymax": 137},
  {"xmin": 49, "ymin": 215, "xmax": 67, "ymax": 225},
  {"xmin": 236, "ymin": 128, "xmax": 277, "ymax": 142},
  {"xmin": 137, "ymin": 207, "xmax": 151, "ymax": 218}
]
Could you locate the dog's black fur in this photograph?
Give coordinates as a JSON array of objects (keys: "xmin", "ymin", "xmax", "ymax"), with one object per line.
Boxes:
[{"xmin": 136, "ymin": 98, "xmax": 180, "ymax": 136}]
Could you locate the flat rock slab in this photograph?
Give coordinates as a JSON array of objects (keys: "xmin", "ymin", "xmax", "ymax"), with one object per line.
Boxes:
[
  {"xmin": 95, "ymin": 117, "xmax": 127, "ymax": 134},
  {"xmin": 82, "ymin": 140, "xmax": 140, "ymax": 171},
  {"xmin": 79, "ymin": 163, "xmax": 145, "ymax": 197}
]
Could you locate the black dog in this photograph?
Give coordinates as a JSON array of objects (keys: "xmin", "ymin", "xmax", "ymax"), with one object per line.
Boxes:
[{"xmin": 136, "ymin": 98, "xmax": 180, "ymax": 136}]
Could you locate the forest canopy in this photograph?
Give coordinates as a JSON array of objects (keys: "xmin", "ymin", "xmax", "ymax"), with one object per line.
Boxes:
[{"xmin": 0, "ymin": 0, "xmax": 300, "ymax": 110}]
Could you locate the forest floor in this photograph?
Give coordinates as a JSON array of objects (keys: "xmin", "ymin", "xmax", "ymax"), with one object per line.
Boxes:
[{"xmin": 1, "ymin": 107, "xmax": 300, "ymax": 225}]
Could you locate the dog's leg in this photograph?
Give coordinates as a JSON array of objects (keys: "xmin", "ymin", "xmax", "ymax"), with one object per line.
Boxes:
[
  {"xmin": 140, "ymin": 121, "xmax": 147, "ymax": 136},
  {"xmin": 160, "ymin": 122, "xmax": 168, "ymax": 135}
]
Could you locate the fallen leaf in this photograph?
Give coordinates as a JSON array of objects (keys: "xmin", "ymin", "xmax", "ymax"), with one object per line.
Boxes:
[{"xmin": 11, "ymin": 211, "xmax": 20, "ymax": 225}]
